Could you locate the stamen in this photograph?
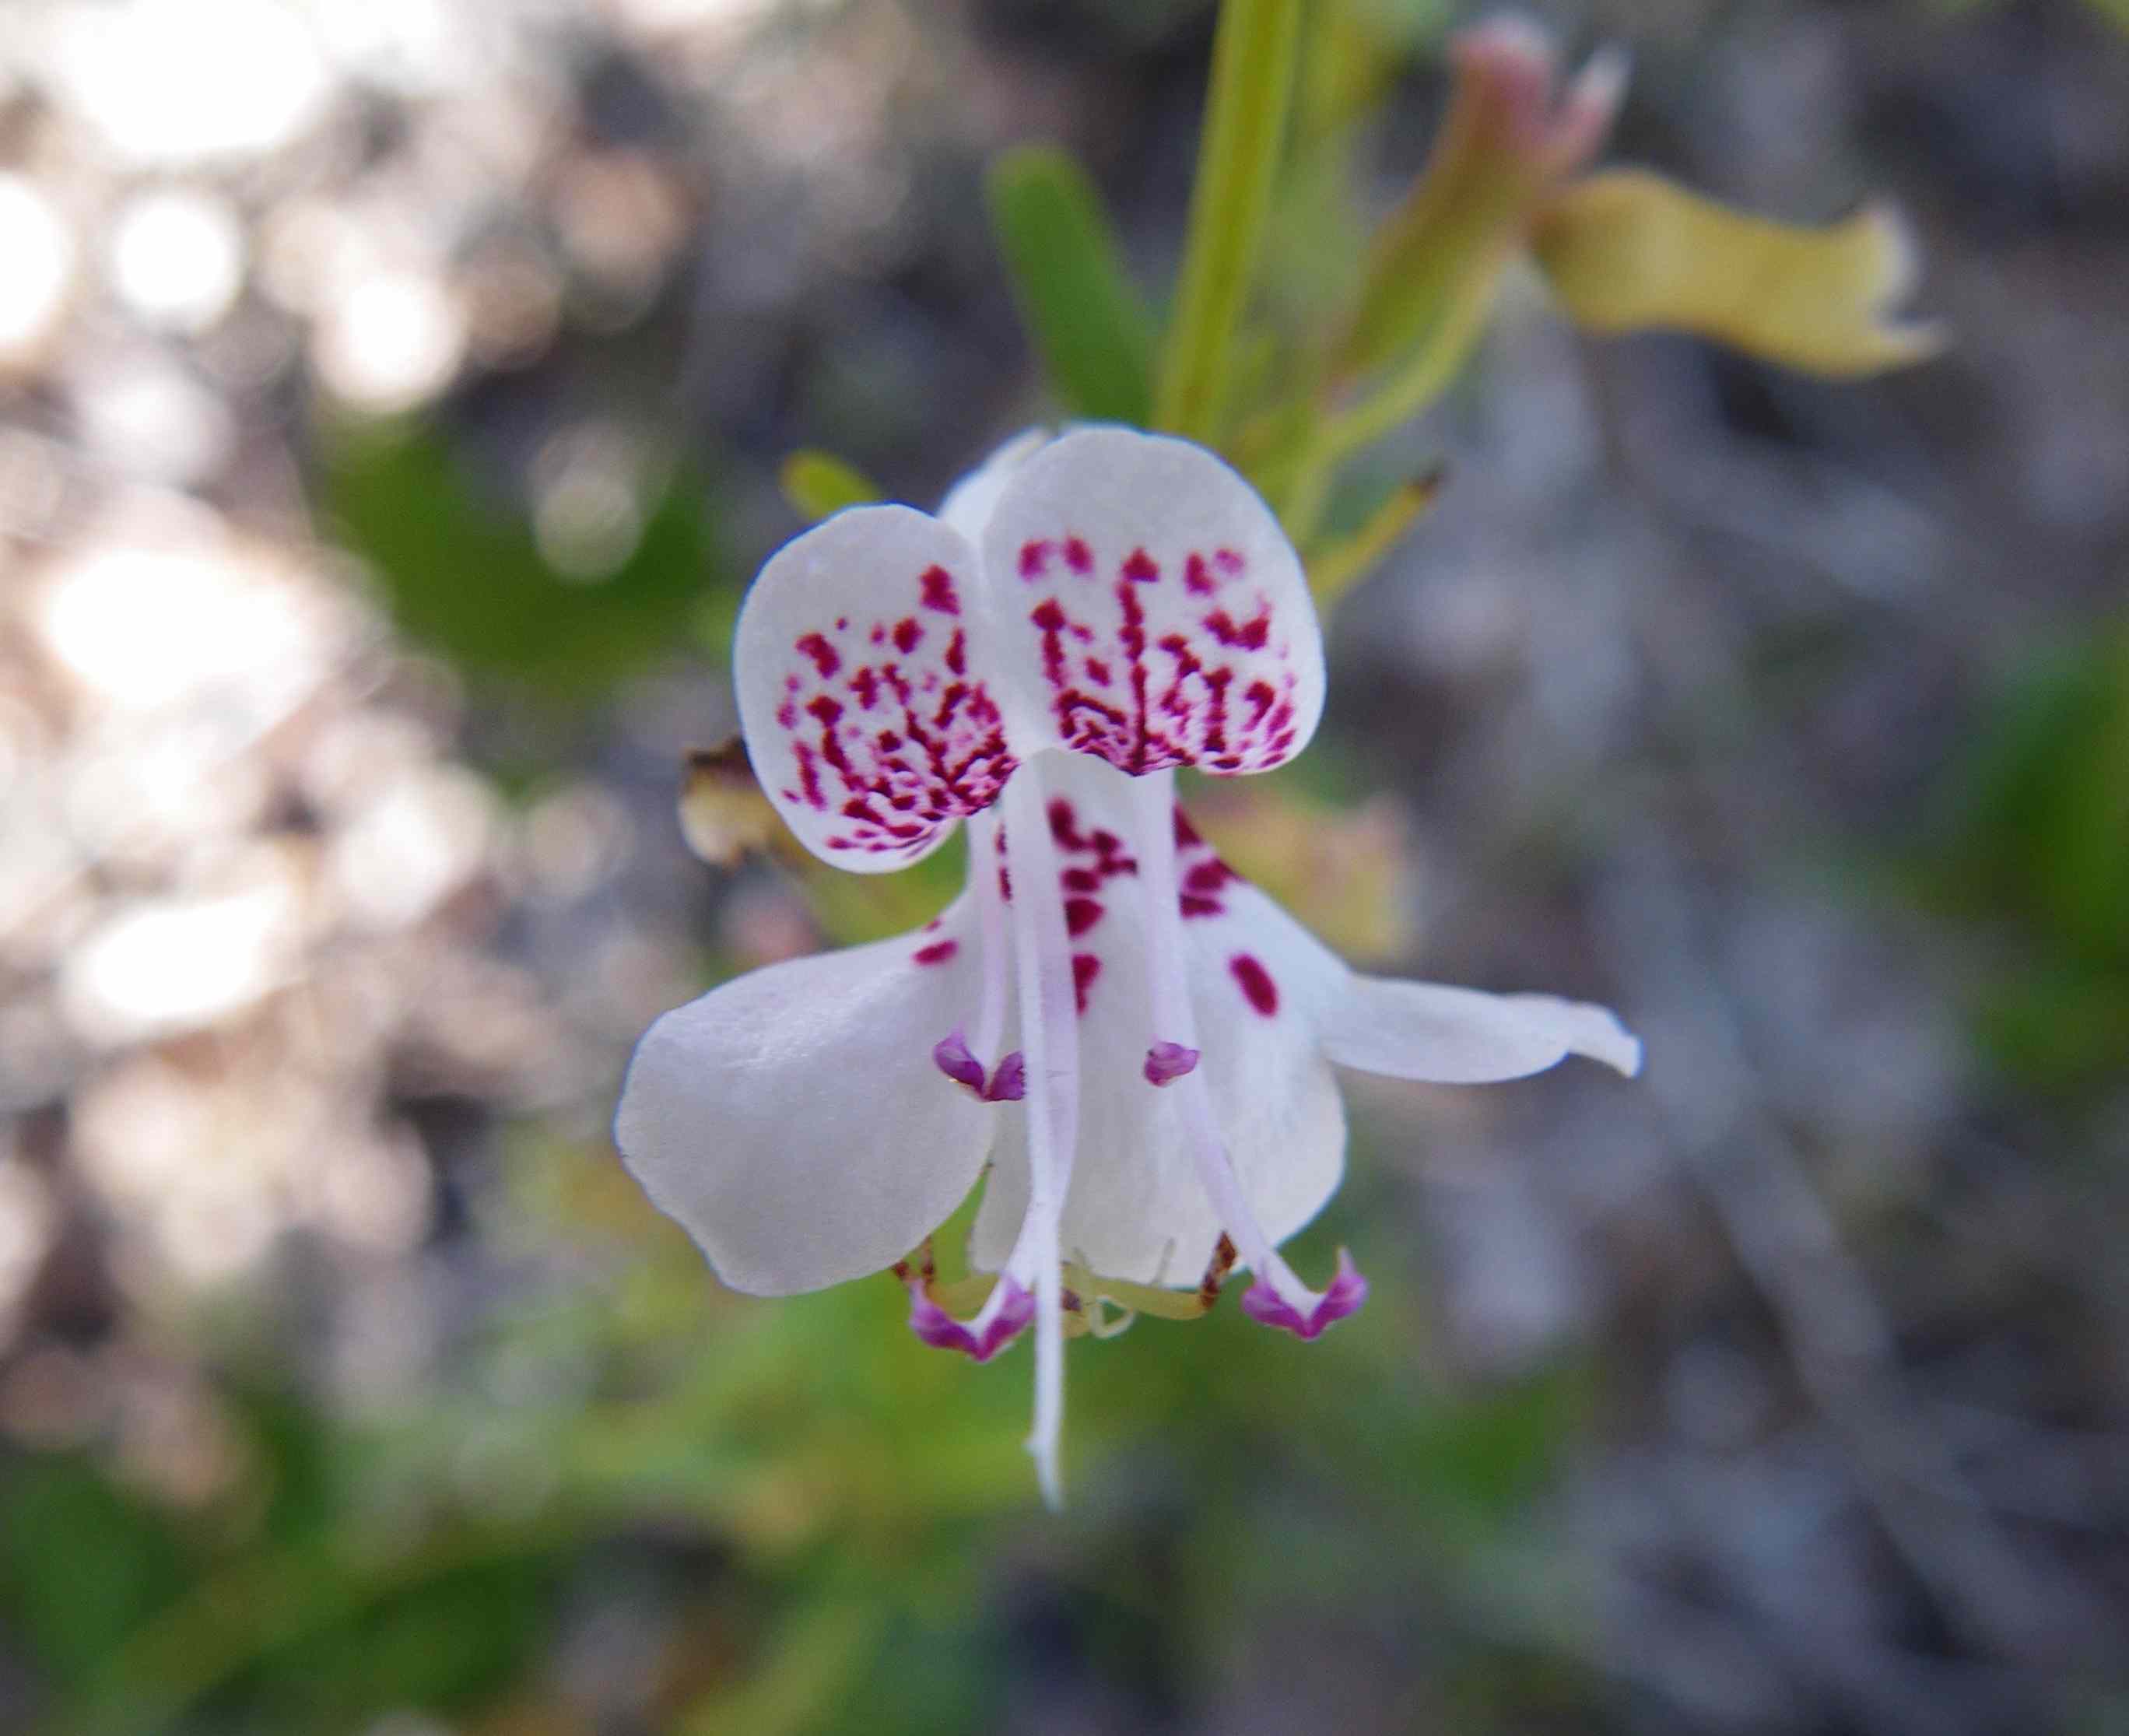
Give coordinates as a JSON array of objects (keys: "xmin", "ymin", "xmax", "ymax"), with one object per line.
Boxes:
[
  {"xmin": 1143, "ymin": 1040, "xmax": 1199, "ymax": 1085},
  {"xmin": 933, "ymin": 811, "xmax": 1020, "ymax": 1099},
  {"xmin": 1000, "ymin": 766, "xmax": 1082, "ymax": 1508},
  {"xmin": 1239, "ymin": 1247, "xmax": 1368, "ymax": 1339},
  {"xmin": 1126, "ymin": 773, "xmax": 1366, "ymax": 1340},
  {"xmin": 906, "ymin": 1274, "xmax": 1034, "ymax": 1361},
  {"xmin": 984, "ymin": 1051, "xmax": 1026, "ymax": 1101},
  {"xmin": 932, "ymin": 1027, "xmax": 987, "ymax": 1095}
]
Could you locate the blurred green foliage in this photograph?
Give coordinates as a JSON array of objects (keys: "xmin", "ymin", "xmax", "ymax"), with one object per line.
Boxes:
[
  {"xmin": 2, "ymin": 1126, "xmax": 1592, "ymax": 1734},
  {"xmin": 320, "ymin": 430, "xmax": 735, "ymax": 696},
  {"xmin": 777, "ymin": 451, "xmax": 884, "ymax": 524},
  {"xmin": 1933, "ymin": 625, "xmax": 2129, "ymax": 1092}
]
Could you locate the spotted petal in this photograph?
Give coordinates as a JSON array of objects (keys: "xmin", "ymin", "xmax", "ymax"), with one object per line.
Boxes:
[
  {"xmin": 1321, "ymin": 978, "xmax": 1641, "ymax": 1083},
  {"xmin": 614, "ymin": 907, "xmax": 998, "ymax": 1295},
  {"xmin": 980, "ymin": 428, "xmax": 1325, "ymax": 778},
  {"xmin": 735, "ymin": 506, "xmax": 1019, "ymax": 872}
]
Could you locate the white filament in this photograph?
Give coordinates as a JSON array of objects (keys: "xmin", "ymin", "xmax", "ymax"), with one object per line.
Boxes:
[
  {"xmin": 964, "ymin": 808, "xmax": 1012, "ymax": 1070},
  {"xmin": 1126, "ymin": 770, "xmax": 1320, "ymax": 1312},
  {"xmin": 1000, "ymin": 762, "xmax": 1081, "ymax": 1508}
]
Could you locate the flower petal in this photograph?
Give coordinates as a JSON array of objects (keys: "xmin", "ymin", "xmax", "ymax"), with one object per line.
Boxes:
[
  {"xmin": 1321, "ymin": 977, "xmax": 1641, "ymax": 1083},
  {"xmin": 614, "ymin": 909, "xmax": 999, "ymax": 1295},
  {"xmin": 971, "ymin": 755, "xmax": 1349, "ymax": 1285},
  {"xmin": 937, "ymin": 428, "xmax": 1050, "ymax": 540},
  {"xmin": 735, "ymin": 506, "xmax": 1018, "ymax": 872},
  {"xmin": 979, "ymin": 428, "xmax": 1325, "ymax": 777}
]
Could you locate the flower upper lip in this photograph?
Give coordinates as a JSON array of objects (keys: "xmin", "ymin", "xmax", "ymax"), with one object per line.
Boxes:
[{"xmin": 613, "ymin": 425, "xmax": 1640, "ymax": 1506}]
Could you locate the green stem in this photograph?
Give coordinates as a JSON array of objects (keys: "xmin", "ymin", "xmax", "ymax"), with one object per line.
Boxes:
[
  {"xmin": 1304, "ymin": 466, "xmax": 1444, "ymax": 608},
  {"xmin": 1153, "ymin": 0, "xmax": 1304, "ymax": 445},
  {"xmin": 1280, "ymin": 260, "xmax": 1500, "ymax": 545}
]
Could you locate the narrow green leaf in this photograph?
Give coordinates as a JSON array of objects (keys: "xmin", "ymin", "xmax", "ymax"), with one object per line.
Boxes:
[
  {"xmin": 985, "ymin": 146, "xmax": 1156, "ymax": 426},
  {"xmin": 1304, "ymin": 465, "xmax": 1443, "ymax": 608},
  {"xmin": 779, "ymin": 449, "xmax": 882, "ymax": 522}
]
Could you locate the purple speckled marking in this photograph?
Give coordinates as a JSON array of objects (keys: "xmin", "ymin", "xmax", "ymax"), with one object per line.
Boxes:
[
  {"xmin": 772, "ymin": 561, "xmax": 1015, "ymax": 859},
  {"xmin": 1016, "ymin": 540, "xmax": 1303, "ymax": 776}
]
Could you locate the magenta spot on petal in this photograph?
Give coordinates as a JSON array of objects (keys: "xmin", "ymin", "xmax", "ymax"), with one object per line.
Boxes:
[
  {"xmin": 984, "ymin": 1052, "xmax": 1026, "ymax": 1102},
  {"xmin": 1122, "ymin": 547, "xmax": 1159, "ymax": 583},
  {"xmin": 1215, "ymin": 548, "xmax": 1244, "ymax": 575},
  {"xmin": 892, "ymin": 616, "xmax": 923, "ymax": 654},
  {"xmin": 794, "ymin": 742, "xmax": 825, "ymax": 809},
  {"xmin": 913, "ymin": 938, "xmax": 959, "ymax": 966},
  {"xmin": 919, "ymin": 563, "xmax": 960, "ymax": 614},
  {"xmin": 1072, "ymin": 953, "xmax": 1101, "ymax": 1015},
  {"xmin": 1063, "ymin": 536, "xmax": 1093, "ymax": 573},
  {"xmin": 1229, "ymin": 953, "xmax": 1278, "ymax": 1016},
  {"xmin": 1063, "ymin": 896, "xmax": 1103, "ymax": 938},
  {"xmin": 1184, "ymin": 552, "xmax": 1214, "ymax": 594},
  {"xmin": 907, "ymin": 1276, "xmax": 1035, "ymax": 1361},
  {"xmin": 944, "ymin": 628, "xmax": 966, "ymax": 675},
  {"xmin": 931, "ymin": 1029, "xmax": 986, "ymax": 1095},
  {"xmin": 1144, "ymin": 1041, "xmax": 1200, "ymax": 1085},
  {"xmin": 1019, "ymin": 539, "xmax": 1050, "ymax": 579},
  {"xmin": 1240, "ymin": 1250, "xmax": 1368, "ymax": 1340},
  {"xmin": 1205, "ymin": 608, "xmax": 1270, "ymax": 651},
  {"xmin": 1180, "ymin": 895, "xmax": 1224, "ymax": 918},
  {"xmin": 795, "ymin": 632, "xmax": 840, "ymax": 677}
]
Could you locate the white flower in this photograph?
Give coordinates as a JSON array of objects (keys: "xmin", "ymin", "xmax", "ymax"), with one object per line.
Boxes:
[{"xmin": 615, "ymin": 427, "xmax": 1640, "ymax": 1504}]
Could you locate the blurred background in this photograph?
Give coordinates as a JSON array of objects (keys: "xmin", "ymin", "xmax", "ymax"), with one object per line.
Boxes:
[{"xmin": 1, "ymin": 1, "xmax": 2125, "ymax": 1731}]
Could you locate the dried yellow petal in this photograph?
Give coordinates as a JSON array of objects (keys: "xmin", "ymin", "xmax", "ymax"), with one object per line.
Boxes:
[{"xmin": 1531, "ymin": 168, "xmax": 1947, "ymax": 377}]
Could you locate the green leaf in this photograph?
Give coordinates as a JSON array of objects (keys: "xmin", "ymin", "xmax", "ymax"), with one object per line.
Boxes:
[
  {"xmin": 317, "ymin": 426, "xmax": 731, "ymax": 698},
  {"xmin": 0, "ymin": 1457, "xmax": 189, "ymax": 1689},
  {"xmin": 985, "ymin": 146, "xmax": 1156, "ymax": 426},
  {"xmin": 1941, "ymin": 629, "xmax": 2129, "ymax": 966},
  {"xmin": 780, "ymin": 449, "xmax": 883, "ymax": 523}
]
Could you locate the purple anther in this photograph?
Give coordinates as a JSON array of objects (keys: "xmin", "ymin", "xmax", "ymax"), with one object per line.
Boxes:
[
  {"xmin": 1143, "ymin": 1040, "xmax": 1200, "ymax": 1085},
  {"xmin": 932, "ymin": 1028, "xmax": 986, "ymax": 1096},
  {"xmin": 1240, "ymin": 1249, "xmax": 1369, "ymax": 1341},
  {"xmin": 984, "ymin": 1051, "xmax": 1026, "ymax": 1102},
  {"xmin": 906, "ymin": 1276, "xmax": 1035, "ymax": 1362}
]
